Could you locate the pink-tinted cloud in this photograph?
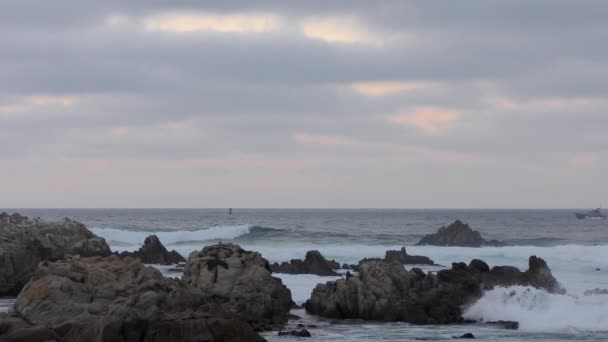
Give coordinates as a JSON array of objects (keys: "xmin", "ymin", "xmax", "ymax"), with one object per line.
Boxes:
[
  {"xmin": 569, "ymin": 152, "xmax": 601, "ymax": 169},
  {"xmin": 388, "ymin": 107, "xmax": 460, "ymax": 134}
]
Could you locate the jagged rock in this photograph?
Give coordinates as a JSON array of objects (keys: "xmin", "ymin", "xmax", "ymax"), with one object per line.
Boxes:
[
  {"xmin": 305, "ymin": 256, "xmax": 563, "ymax": 324},
  {"xmin": 359, "ymin": 247, "xmax": 435, "ymax": 266},
  {"xmin": 0, "ymin": 213, "xmax": 112, "ymax": 296},
  {"xmin": 278, "ymin": 328, "xmax": 311, "ymax": 337},
  {"xmin": 2, "ymin": 255, "xmax": 263, "ymax": 342},
  {"xmin": 416, "ymin": 220, "xmax": 503, "ymax": 247},
  {"xmin": 183, "ymin": 243, "xmax": 293, "ymax": 328},
  {"xmin": 118, "ymin": 235, "xmax": 185, "ymax": 265},
  {"xmin": 270, "ymin": 250, "xmax": 339, "ymax": 276}
]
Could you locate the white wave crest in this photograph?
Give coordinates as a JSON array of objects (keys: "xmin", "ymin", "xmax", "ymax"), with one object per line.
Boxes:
[
  {"xmin": 90, "ymin": 224, "xmax": 252, "ymax": 251},
  {"xmin": 464, "ymin": 286, "xmax": 608, "ymax": 332}
]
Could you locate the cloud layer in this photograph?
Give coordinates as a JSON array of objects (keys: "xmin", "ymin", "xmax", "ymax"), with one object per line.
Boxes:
[{"xmin": 1, "ymin": 1, "xmax": 607, "ymax": 208}]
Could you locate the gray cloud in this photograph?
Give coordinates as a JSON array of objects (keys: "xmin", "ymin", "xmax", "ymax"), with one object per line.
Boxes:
[{"xmin": 0, "ymin": 1, "xmax": 606, "ymax": 207}]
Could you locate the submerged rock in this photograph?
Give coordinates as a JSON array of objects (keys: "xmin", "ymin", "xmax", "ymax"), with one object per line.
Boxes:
[
  {"xmin": 0, "ymin": 213, "xmax": 112, "ymax": 296},
  {"xmin": 416, "ymin": 220, "xmax": 503, "ymax": 247},
  {"xmin": 118, "ymin": 235, "xmax": 186, "ymax": 264},
  {"xmin": 183, "ymin": 243, "xmax": 293, "ymax": 328},
  {"xmin": 2, "ymin": 255, "xmax": 263, "ymax": 342},
  {"xmin": 270, "ymin": 250, "xmax": 339, "ymax": 276},
  {"xmin": 453, "ymin": 333, "xmax": 475, "ymax": 339},
  {"xmin": 486, "ymin": 320, "xmax": 519, "ymax": 330},
  {"xmin": 305, "ymin": 256, "xmax": 563, "ymax": 324},
  {"xmin": 359, "ymin": 247, "xmax": 435, "ymax": 266}
]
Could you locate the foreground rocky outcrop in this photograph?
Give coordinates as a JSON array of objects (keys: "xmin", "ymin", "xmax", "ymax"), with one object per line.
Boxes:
[
  {"xmin": 183, "ymin": 243, "xmax": 293, "ymax": 328},
  {"xmin": 305, "ymin": 256, "xmax": 563, "ymax": 324},
  {"xmin": 117, "ymin": 235, "xmax": 186, "ymax": 265},
  {"xmin": 270, "ymin": 250, "xmax": 339, "ymax": 276},
  {"xmin": 0, "ymin": 212, "xmax": 112, "ymax": 296},
  {"xmin": 358, "ymin": 247, "xmax": 435, "ymax": 266},
  {"xmin": 0, "ymin": 255, "xmax": 264, "ymax": 342},
  {"xmin": 416, "ymin": 220, "xmax": 503, "ymax": 247}
]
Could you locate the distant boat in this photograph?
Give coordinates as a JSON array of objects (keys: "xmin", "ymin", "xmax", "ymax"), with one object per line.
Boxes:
[
  {"xmin": 228, "ymin": 208, "xmax": 233, "ymax": 215},
  {"xmin": 575, "ymin": 208, "xmax": 606, "ymax": 220}
]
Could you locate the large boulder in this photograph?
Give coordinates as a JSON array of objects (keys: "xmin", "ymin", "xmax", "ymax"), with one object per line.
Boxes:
[
  {"xmin": 118, "ymin": 235, "xmax": 186, "ymax": 265},
  {"xmin": 270, "ymin": 250, "xmax": 339, "ymax": 276},
  {"xmin": 0, "ymin": 213, "xmax": 112, "ymax": 296},
  {"xmin": 2, "ymin": 255, "xmax": 263, "ymax": 342},
  {"xmin": 358, "ymin": 247, "xmax": 435, "ymax": 267},
  {"xmin": 183, "ymin": 243, "xmax": 293, "ymax": 328},
  {"xmin": 305, "ymin": 256, "xmax": 563, "ymax": 324},
  {"xmin": 416, "ymin": 220, "xmax": 503, "ymax": 247}
]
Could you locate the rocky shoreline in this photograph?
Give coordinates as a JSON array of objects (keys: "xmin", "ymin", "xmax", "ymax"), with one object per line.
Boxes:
[{"xmin": 0, "ymin": 213, "xmax": 567, "ymax": 341}]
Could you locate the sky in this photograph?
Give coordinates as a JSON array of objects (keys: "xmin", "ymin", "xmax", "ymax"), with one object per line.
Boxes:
[{"xmin": 1, "ymin": 1, "xmax": 607, "ymax": 208}]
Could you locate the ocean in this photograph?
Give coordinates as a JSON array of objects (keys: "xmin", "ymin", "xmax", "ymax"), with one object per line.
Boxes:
[{"xmin": 5, "ymin": 208, "xmax": 608, "ymax": 341}]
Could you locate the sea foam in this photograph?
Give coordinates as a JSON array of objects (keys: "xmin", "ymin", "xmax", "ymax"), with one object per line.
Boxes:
[{"xmin": 464, "ymin": 286, "xmax": 608, "ymax": 332}]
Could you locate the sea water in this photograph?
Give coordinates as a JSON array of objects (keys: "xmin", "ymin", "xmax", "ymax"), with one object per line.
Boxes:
[{"xmin": 6, "ymin": 208, "xmax": 608, "ymax": 340}]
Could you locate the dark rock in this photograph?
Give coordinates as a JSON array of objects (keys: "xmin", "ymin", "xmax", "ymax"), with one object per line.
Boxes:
[
  {"xmin": 278, "ymin": 329, "xmax": 311, "ymax": 337},
  {"xmin": 584, "ymin": 288, "xmax": 608, "ymax": 296},
  {"xmin": 0, "ymin": 213, "xmax": 112, "ymax": 296},
  {"xmin": 468, "ymin": 259, "xmax": 490, "ymax": 273},
  {"xmin": 486, "ymin": 320, "xmax": 519, "ymax": 330},
  {"xmin": 416, "ymin": 220, "xmax": 503, "ymax": 247},
  {"xmin": 453, "ymin": 333, "xmax": 475, "ymax": 339},
  {"xmin": 1, "ymin": 255, "xmax": 264, "ymax": 342},
  {"xmin": 305, "ymin": 256, "xmax": 563, "ymax": 324},
  {"xmin": 270, "ymin": 250, "xmax": 339, "ymax": 276},
  {"xmin": 183, "ymin": 243, "xmax": 293, "ymax": 328},
  {"xmin": 359, "ymin": 247, "xmax": 435, "ymax": 266},
  {"xmin": 117, "ymin": 235, "xmax": 186, "ymax": 265}
]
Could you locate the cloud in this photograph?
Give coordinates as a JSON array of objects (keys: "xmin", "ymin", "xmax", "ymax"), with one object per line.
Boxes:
[
  {"xmin": 294, "ymin": 133, "xmax": 355, "ymax": 146},
  {"xmin": 142, "ymin": 12, "xmax": 282, "ymax": 33},
  {"xmin": 351, "ymin": 81, "xmax": 436, "ymax": 96},
  {"xmin": 300, "ymin": 17, "xmax": 381, "ymax": 44},
  {"xmin": 388, "ymin": 107, "xmax": 460, "ymax": 134}
]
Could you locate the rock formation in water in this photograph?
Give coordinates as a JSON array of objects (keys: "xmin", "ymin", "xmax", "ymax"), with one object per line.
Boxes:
[
  {"xmin": 270, "ymin": 250, "xmax": 340, "ymax": 276},
  {"xmin": 117, "ymin": 235, "xmax": 186, "ymax": 265},
  {"xmin": 0, "ymin": 212, "xmax": 112, "ymax": 296},
  {"xmin": 0, "ymin": 255, "xmax": 263, "ymax": 342},
  {"xmin": 416, "ymin": 220, "xmax": 503, "ymax": 247},
  {"xmin": 358, "ymin": 247, "xmax": 435, "ymax": 266},
  {"xmin": 305, "ymin": 256, "xmax": 563, "ymax": 324},
  {"xmin": 182, "ymin": 243, "xmax": 293, "ymax": 328}
]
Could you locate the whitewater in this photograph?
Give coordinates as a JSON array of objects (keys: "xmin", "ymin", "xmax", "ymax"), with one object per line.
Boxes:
[{"xmin": 9, "ymin": 208, "xmax": 608, "ymax": 340}]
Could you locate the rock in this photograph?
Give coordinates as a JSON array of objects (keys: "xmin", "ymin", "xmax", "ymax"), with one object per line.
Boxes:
[
  {"xmin": 0, "ymin": 213, "xmax": 112, "ymax": 296},
  {"xmin": 270, "ymin": 250, "xmax": 339, "ymax": 276},
  {"xmin": 183, "ymin": 243, "xmax": 293, "ymax": 327},
  {"xmin": 359, "ymin": 247, "xmax": 435, "ymax": 266},
  {"xmin": 2, "ymin": 255, "xmax": 264, "ymax": 342},
  {"xmin": 117, "ymin": 235, "xmax": 186, "ymax": 265},
  {"xmin": 584, "ymin": 288, "xmax": 608, "ymax": 296},
  {"xmin": 416, "ymin": 220, "xmax": 503, "ymax": 247},
  {"xmin": 278, "ymin": 328, "xmax": 311, "ymax": 337},
  {"xmin": 305, "ymin": 256, "xmax": 562, "ymax": 324},
  {"xmin": 486, "ymin": 320, "xmax": 519, "ymax": 330},
  {"xmin": 453, "ymin": 333, "xmax": 475, "ymax": 339}
]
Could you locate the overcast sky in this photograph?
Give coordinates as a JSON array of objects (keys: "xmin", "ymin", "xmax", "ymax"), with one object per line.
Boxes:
[{"xmin": 1, "ymin": 1, "xmax": 607, "ymax": 208}]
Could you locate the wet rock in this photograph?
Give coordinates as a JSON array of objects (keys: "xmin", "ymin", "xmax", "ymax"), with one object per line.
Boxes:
[
  {"xmin": 305, "ymin": 256, "xmax": 562, "ymax": 324},
  {"xmin": 117, "ymin": 235, "xmax": 186, "ymax": 265},
  {"xmin": 0, "ymin": 213, "xmax": 112, "ymax": 296},
  {"xmin": 486, "ymin": 320, "xmax": 519, "ymax": 330},
  {"xmin": 270, "ymin": 250, "xmax": 339, "ymax": 276},
  {"xmin": 183, "ymin": 243, "xmax": 293, "ymax": 328},
  {"xmin": 2, "ymin": 255, "xmax": 263, "ymax": 342},
  {"xmin": 416, "ymin": 220, "xmax": 503, "ymax": 247},
  {"xmin": 278, "ymin": 328, "xmax": 311, "ymax": 337},
  {"xmin": 453, "ymin": 333, "xmax": 475, "ymax": 339},
  {"xmin": 359, "ymin": 247, "xmax": 435, "ymax": 266}
]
